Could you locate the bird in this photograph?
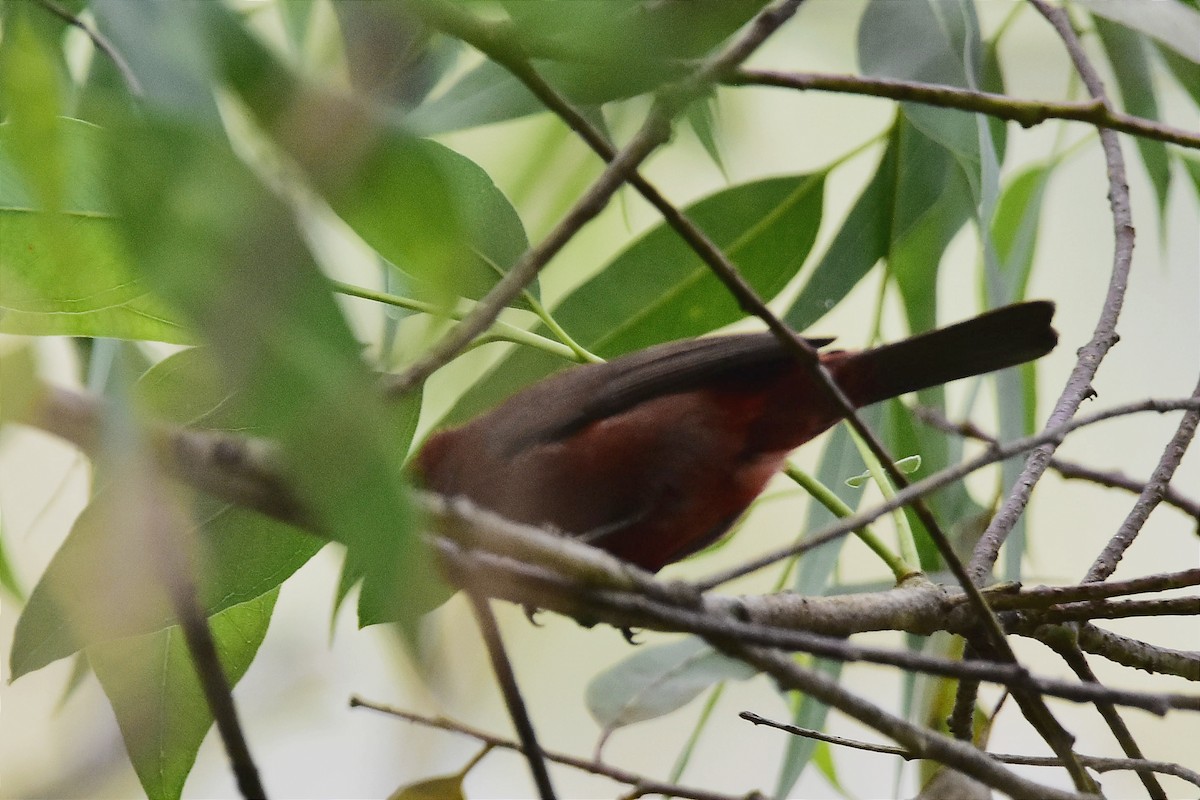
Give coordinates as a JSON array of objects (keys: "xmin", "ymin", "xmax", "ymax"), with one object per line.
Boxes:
[{"xmin": 416, "ymin": 301, "xmax": 1057, "ymax": 573}]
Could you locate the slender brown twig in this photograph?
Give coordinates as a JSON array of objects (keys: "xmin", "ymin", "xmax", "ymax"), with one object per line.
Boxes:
[
  {"xmin": 349, "ymin": 698, "xmax": 764, "ymax": 800},
  {"xmin": 1086, "ymin": 375, "xmax": 1200, "ymax": 582},
  {"xmin": 913, "ymin": 406, "xmax": 1200, "ymax": 523},
  {"xmin": 739, "ymin": 712, "xmax": 1200, "ymax": 788},
  {"xmin": 464, "ymin": 591, "xmax": 557, "ymax": 800},
  {"xmin": 728, "ymin": 69, "xmax": 1200, "ymax": 150}
]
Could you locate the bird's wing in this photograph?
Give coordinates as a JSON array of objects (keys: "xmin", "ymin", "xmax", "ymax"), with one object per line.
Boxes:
[{"xmin": 491, "ymin": 333, "xmax": 835, "ymax": 455}]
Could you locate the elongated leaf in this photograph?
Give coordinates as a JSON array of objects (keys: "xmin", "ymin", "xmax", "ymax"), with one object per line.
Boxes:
[
  {"xmin": 1093, "ymin": 16, "xmax": 1172, "ymax": 222},
  {"xmin": 202, "ymin": 5, "xmax": 529, "ymax": 306},
  {"xmin": 89, "ymin": 590, "xmax": 277, "ymax": 800},
  {"xmin": 408, "ymin": 1, "xmax": 765, "ymax": 133},
  {"xmin": 101, "ymin": 111, "xmax": 438, "ymax": 633},
  {"xmin": 586, "ymin": 637, "xmax": 755, "ymax": 732},
  {"xmin": 445, "ymin": 173, "xmax": 824, "ymax": 425},
  {"xmin": 10, "ymin": 487, "xmax": 320, "ymax": 679},
  {"xmin": 772, "ymin": 659, "xmax": 844, "ymax": 799},
  {"xmin": 1080, "ymin": 0, "xmax": 1200, "ymax": 62},
  {"xmin": 786, "ymin": 141, "xmax": 896, "ymax": 331},
  {"xmin": 1156, "ymin": 42, "xmax": 1200, "ymax": 108}
]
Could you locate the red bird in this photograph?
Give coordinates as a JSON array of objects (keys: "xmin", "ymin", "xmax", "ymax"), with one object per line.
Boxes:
[{"xmin": 417, "ymin": 301, "xmax": 1056, "ymax": 572}]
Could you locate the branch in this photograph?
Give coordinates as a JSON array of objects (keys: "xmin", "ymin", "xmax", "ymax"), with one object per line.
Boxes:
[
  {"xmin": 428, "ymin": 523, "xmax": 1198, "ymax": 716},
  {"xmin": 464, "ymin": 591, "xmax": 557, "ymax": 800},
  {"xmin": 720, "ymin": 645, "xmax": 1095, "ymax": 800},
  {"xmin": 1086, "ymin": 375, "xmax": 1200, "ymax": 581},
  {"xmin": 969, "ymin": 0, "xmax": 1137, "ymax": 582},
  {"xmin": 728, "ymin": 69, "xmax": 1200, "ymax": 150},
  {"xmin": 382, "ymin": 0, "xmax": 806, "ymax": 398},
  {"xmin": 349, "ymin": 699, "xmax": 763, "ymax": 800},
  {"xmin": 914, "ymin": 406, "xmax": 1200, "ymax": 524},
  {"xmin": 699, "ymin": 398, "xmax": 1200, "ymax": 589},
  {"xmin": 32, "ymin": 0, "xmax": 144, "ymax": 97},
  {"xmin": 739, "ymin": 712, "xmax": 1200, "ymax": 789}
]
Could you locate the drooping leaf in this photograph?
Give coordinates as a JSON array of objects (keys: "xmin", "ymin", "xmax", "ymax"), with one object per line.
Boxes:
[
  {"xmin": 1080, "ymin": 0, "xmax": 1200, "ymax": 62},
  {"xmin": 445, "ymin": 173, "xmax": 825, "ymax": 425},
  {"xmin": 9, "ymin": 486, "xmax": 321, "ymax": 679},
  {"xmin": 408, "ymin": 0, "xmax": 766, "ymax": 134},
  {"xmin": 202, "ymin": 5, "xmax": 529, "ymax": 307},
  {"xmin": 586, "ymin": 637, "xmax": 756, "ymax": 733},
  {"xmin": 1092, "ymin": 16, "xmax": 1172, "ymax": 224},
  {"xmin": 100, "ymin": 111, "xmax": 440, "ymax": 634},
  {"xmin": 89, "ymin": 590, "xmax": 277, "ymax": 800}
]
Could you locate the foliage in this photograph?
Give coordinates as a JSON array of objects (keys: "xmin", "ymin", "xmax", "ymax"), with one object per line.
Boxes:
[{"xmin": 1, "ymin": 1, "xmax": 1196, "ymax": 798}]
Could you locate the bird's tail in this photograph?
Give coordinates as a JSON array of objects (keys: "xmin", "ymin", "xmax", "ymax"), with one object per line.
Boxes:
[{"xmin": 831, "ymin": 301, "xmax": 1058, "ymax": 407}]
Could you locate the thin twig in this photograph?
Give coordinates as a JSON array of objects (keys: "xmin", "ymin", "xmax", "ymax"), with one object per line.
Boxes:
[
  {"xmin": 699, "ymin": 398, "xmax": 1200, "ymax": 590},
  {"xmin": 349, "ymin": 699, "xmax": 764, "ymax": 800},
  {"xmin": 970, "ymin": 0, "xmax": 1136, "ymax": 582},
  {"xmin": 739, "ymin": 712, "xmax": 1200, "ymax": 788},
  {"xmin": 914, "ymin": 406, "xmax": 1200, "ymax": 523},
  {"xmin": 719, "ymin": 646, "xmax": 1095, "ymax": 800},
  {"xmin": 1051, "ymin": 644, "xmax": 1167, "ymax": 800},
  {"xmin": 149, "ymin": 490, "xmax": 267, "ymax": 799},
  {"xmin": 32, "ymin": 0, "xmax": 144, "ymax": 97},
  {"xmin": 465, "ymin": 592, "xmax": 557, "ymax": 800},
  {"xmin": 728, "ymin": 69, "xmax": 1200, "ymax": 150},
  {"xmin": 382, "ymin": 0, "xmax": 805, "ymax": 399},
  {"xmin": 1086, "ymin": 375, "xmax": 1200, "ymax": 582},
  {"xmin": 431, "ymin": 535, "xmax": 1199, "ymax": 716}
]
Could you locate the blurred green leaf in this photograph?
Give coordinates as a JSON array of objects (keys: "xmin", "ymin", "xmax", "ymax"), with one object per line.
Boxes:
[
  {"xmin": 100, "ymin": 111, "xmax": 438, "ymax": 632},
  {"xmin": 1156, "ymin": 42, "xmax": 1200, "ymax": 107},
  {"xmin": 279, "ymin": 0, "xmax": 318, "ymax": 52},
  {"xmin": 1093, "ymin": 16, "xmax": 1172, "ymax": 223},
  {"xmin": 409, "ymin": 0, "xmax": 765, "ymax": 134},
  {"xmin": 586, "ymin": 636, "xmax": 755, "ymax": 733},
  {"xmin": 773, "ymin": 659, "xmax": 844, "ymax": 799},
  {"xmin": 88, "ymin": 0, "xmax": 222, "ymax": 125},
  {"xmin": 1181, "ymin": 152, "xmax": 1200, "ymax": 200},
  {"xmin": 0, "ymin": 506, "xmax": 25, "ymax": 603},
  {"xmin": 1080, "ymin": 0, "xmax": 1200, "ymax": 62},
  {"xmin": 446, "ymin": 173, "xmax": 824, "ymax": 425},
  {"xmin": 685, "ymin": 94, "xmax": 727, "ymax": 177},
  {"xmin": 89, "ymin": 590, "xmax": 277, "ymax": 800},
  {"xmin": 10, "ymin": 486, "xmax": 321, "ymax": 679},
  {"xmin": 203, "ymin": 5, "xmax": 528, "ymax": 306},
  {"xmin": 0, "ymin": 118, "xmax": 190, "ymax": 342}
]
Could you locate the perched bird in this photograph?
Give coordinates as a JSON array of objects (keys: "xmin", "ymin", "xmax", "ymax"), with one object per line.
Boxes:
[{"xmin": 417, "ymin": 301, "xmax": 1057, "ymax": 572}]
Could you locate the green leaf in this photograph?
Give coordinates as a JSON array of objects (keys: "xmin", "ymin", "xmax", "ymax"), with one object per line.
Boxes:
[
  {"xmin": 1080, "ymin": 0, "xmax": 1200, "ymax": 62},
  {"xmin": 202, "ymin": 6, "xmax": 528, "ymax": 306},
  {"xmin": 445, "ymin": 173, "xmax": 825, "ymax": 425},
  {"xmin": 0, "ymin": 118, "xmax": 190, "ymax": 342},
  {"xmin": 101, "ymin": 111, "xmax": 440, "ymax": 634},
  {"xmin": 1156, "ymin": 42, "xmax": 1200, "ymax": 108},
  {"xmin": 88, "ymin": 590, "xmax": 277, "ymax": 800},
  {"xmin": 0, "ymin": 505, "xmax": 26, "ymax": 603},
  {"xmin": 990, "ymin": 164, "xmax": 1054, "ymax": 303},
  {"xmin": 1181, "ymin": 152, "xmax": 1200, "ymax": 200},
  {"xmin": 585, "ymin": 637, "xmax": 755, "ymax": 733},
  {"xmin": 388, "ymin": 774, "xmax": 466, "ymax": 800},
  {"xmin": 1093, "ymin": 16, "xmax": 1172, "ymax": 222},
  {"xmin": 408, "ymin": 0, "xmax": 766, "ymax": 134},
  {"xmin": 772, "ymin": 659, "xmax": 844, "ymax": 799},
  {"xmin": 10, "ymin": 488, "xmax": 321, "ymax": 679},
  {"xmin": 785, "ymin": 142, "xmax": 896, "ymax": 331}
]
